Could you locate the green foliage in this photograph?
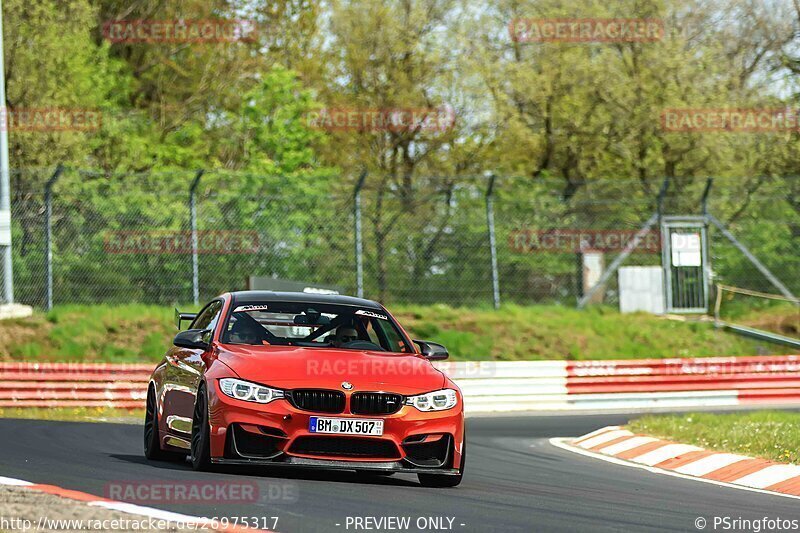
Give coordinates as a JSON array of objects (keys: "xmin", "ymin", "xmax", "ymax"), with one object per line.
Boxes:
[
  {"xmin": 4, "ymin": 0, "xmax": 130, "ymax": 168},
  {"xmin": 628, "ymin": 411, "xmax": 800, "ymax": 464},
  {"xmin": 3, "ymin": 0, "xmax": 800, "ymax": 308},
  {"xmin": 2, "ymin": 303, "xmax": 782, "ymax": 363},
  {"xmin": 393, "ymin": 303, "xmax": 790, "ymax": 360},
  {"xmin": 0, "ymin": 304, "xmax": 177, "ymax": 361},
  {"xmin": 0, "ymin": 406, "xmax": 143, "ymax": 423}
]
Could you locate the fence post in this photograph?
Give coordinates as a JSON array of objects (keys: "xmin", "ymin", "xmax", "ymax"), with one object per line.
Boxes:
[
  {"xmin": 189, "ymin": 169, "xmax": 204, "ymax": 306},
  {"xmin": 44, "ymin": 164, "xmax": 64, "ymax": 311},
  {"xmin": 701, "ymin": 177, "xmax": 714, "ymax": 216},
  {"xmin": 353, "ymin": 170, "xmax": 367, "ymax": 298},
  {"xmin": 0, "ymin": 3, "xmax": 13, "ymax": 305},
  {"xmin": 486, "ymin": 175, "xmax": 500, "ymax": 309}
]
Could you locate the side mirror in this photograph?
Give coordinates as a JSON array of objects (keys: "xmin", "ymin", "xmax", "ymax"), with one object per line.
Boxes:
[
  {"xmin": 414, "ymin": 340, "xmax": 449, "ymax": 361},
  {"xmin": 174, "ymin": 329, "xmax": 210, "ymax": 350}
]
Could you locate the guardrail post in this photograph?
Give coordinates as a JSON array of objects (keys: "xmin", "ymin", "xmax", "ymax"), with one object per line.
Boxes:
[
  {"xmin": 486, "ymin": 175, "xmax": 500, "ymax": 309},
  {"xmin": 44, "ymin": 164, "xmax": 64, "ymax": 311},
  {"xmin": 354, "ymin": 170, "xmax": 367, "ymax": 298},
  {"xmin": 189, "ymin": 169, "xmax": 204, "ymax": 306}
]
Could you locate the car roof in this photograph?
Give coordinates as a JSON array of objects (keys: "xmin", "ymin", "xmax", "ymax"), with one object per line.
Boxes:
[{"xmin": 229, "ymin": 290, "xmax": 384, "ymax": 310}]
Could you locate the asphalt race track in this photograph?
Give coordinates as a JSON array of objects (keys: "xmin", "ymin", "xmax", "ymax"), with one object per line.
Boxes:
[{"xmin": 1, "ymin": 414, "xmax": 799, "ymax": 532}]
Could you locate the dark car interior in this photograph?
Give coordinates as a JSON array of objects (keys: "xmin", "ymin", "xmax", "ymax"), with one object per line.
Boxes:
[{"xmin": 223, "ymin": 303, "xmax": 409, "ymax": 353}]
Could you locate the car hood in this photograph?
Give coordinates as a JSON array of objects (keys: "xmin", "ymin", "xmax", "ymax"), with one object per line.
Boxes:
[{"xmin": 216, "ymin": 344, "xmax": 447, "ymax": 395}]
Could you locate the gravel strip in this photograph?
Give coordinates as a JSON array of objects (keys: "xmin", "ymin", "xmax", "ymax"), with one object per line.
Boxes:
[{"xmin": 0, "ymin": 485, "xmax": 194, "ymax": 532}]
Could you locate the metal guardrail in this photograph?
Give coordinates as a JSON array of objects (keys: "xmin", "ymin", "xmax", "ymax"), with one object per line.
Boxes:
[
  {"xmin": 0, "ymin": 363, "xmax": 150, "ymax": 408},
  {"xmin": 2, "ymin": 357, "xmax": 799, "ymax": 411},
  {"xmin": 717, "ymin": 323, "xmax": 800, "ymax": 350},
  {"xmin": 713, "ymin": 283, "xmax": 800, "ymax": 348},
  {"xmin": 437, "ymin": 356, "xmax": 800, "ymax": 412}
]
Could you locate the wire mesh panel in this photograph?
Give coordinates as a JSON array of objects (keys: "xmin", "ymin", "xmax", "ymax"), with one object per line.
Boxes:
[
  {"xmin": 0, "ymin": 249, "xmax": 7, "ymax": 305},
  {"xmin": 194, "ymin": 170, "xmax": 356, "ymax": 301},
  {"xmin": 357, "ymin": 178, "xmax": 494, "ymax": 306},
  {"xmin": 4, "ymin": 170, "xmax": 799, "ymax": 309},
  {"xmin": 707, "ymin": 176, "xmax": 800, "ymax": 297},
  {"xmin": 494, "ymin": 178, "xmax": 662, "ymax": 305},
  {"xmin": 10, "ymin": 169, "xmax": 50, "ymax": 307},
  {"xmin": 63, "ymin": 169, "xmax": 195, "ymax": 304}
]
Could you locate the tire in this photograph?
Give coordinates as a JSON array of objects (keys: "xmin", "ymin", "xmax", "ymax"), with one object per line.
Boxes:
[
  {"xmin": 190, "ymin": 384, "xmax": 213, "ymax": 471},
  {"xmin": 417, "ymin": 438, "xmax": 465, "ymax": 488},
  {"xmin": 144, "ymin": 385, "xmax": 185, "ymax": 462}
]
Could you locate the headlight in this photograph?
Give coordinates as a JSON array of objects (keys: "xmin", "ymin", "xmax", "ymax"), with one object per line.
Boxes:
[
  {"xmin": 405, "ymin": 388, "xmax": 458, "ymax": 412},
  {"xmin": 219, "ymin": 378, "xmax": 284, "ymax": 404}
]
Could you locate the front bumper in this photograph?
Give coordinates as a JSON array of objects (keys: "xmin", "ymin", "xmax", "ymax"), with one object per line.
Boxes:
[
  {"xmin": 207, "ymin": 381, "xmax": 465, "ymax": 474},
  {"xmin": 210, "ymin": 456, "xmax": 461, "ymax": 475}
]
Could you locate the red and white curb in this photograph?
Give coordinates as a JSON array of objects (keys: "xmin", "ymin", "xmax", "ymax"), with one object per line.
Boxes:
[
  {"xmin": 0, "ymin": 475, "xmax": 255, "ymax": 531},
  {"xmin": 551, "ymin": 426, "xmax": 800, "ymax": 500}
]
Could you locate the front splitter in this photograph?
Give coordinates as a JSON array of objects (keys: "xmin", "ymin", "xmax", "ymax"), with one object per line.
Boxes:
[{"xmin": 210, "ymin": 455, "xmax": 460, "ymax": 475}]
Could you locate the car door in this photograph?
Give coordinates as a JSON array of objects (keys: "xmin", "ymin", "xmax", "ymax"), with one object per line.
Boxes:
[{"xmin": 162, "ymin": 299, "xmax": 223, "ymax": 438}]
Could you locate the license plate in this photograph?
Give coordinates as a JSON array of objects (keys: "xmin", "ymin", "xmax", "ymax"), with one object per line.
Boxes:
[{"xmin": 309, "ymin": 417, "xmax": 384, "ymax": 436}]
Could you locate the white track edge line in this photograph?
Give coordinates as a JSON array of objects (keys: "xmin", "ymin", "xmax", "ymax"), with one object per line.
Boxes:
[
  {"xmin": 548, "ymin": 437, "xmax": 800, "ymax": 502},
  {"xmin": 0, "ymin": 476, "xmax": 33, "ymax": 486}
]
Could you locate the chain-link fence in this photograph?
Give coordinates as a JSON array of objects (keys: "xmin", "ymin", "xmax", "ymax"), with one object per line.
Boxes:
[{"xmin": 6, "ymin": 168, "xmax": 800, "ymax": 309}]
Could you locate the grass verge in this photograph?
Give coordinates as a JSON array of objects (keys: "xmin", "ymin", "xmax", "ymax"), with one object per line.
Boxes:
[
  {"xmin": 0, "ymin": 303, "xmax": 791, "ymax": 362},
  {"xmin": 0, "ymin": 407, "xmax": 144, "ymax": 424},
  {"xmin": 392, "ymin": 304, "xmax": 789, "ymax": 361},
  {"xmin": 627, "ymin": 411, "xmax": 800, "ymax": 464}
]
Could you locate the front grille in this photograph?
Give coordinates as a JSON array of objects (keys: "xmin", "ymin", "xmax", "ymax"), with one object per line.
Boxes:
[
  {"xmin": 351, "ymin": 392, "xmax": 403, "ymax": 415},
  {"xmin": 289, "ymin": 436, "xmax": 400, "ymax": 459},
  {"xmin": 288, "ymin": 389, "xmax": 345, "ymax": 413}
]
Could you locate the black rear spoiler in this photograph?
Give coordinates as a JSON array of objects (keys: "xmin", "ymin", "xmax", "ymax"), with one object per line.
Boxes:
[{"xmin": 175, "ymin": 308, "xmax": 197, "ymax": 330}]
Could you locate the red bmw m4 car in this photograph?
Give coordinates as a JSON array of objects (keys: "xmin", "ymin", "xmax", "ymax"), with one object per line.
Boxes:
[{"xmin": 144, "ymin": 291, "xmax": 465, "ymax": 487}]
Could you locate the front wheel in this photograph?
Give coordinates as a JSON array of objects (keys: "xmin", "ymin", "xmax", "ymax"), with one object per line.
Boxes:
[
  {"xmin": 144, "ymin": 385, "xmax": 185, "ymax": 462},
  {"xmin": 190, "ymin": 384, "xmax": 212, "ymax": 471},
  {"xmin": 418, "ymin": 439, "xmax": 465, "ymax": 488}
]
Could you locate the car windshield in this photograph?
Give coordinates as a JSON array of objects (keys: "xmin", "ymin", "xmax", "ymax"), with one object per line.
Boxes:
[{"xmin": 222, "ymin": 301, "xmax": 412, "ymax": 353}]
